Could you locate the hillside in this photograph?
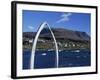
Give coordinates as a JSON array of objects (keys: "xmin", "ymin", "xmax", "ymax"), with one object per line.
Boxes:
[{"xmin": 23, "ymin": 28, "xmax": 90, "ymax": 42}]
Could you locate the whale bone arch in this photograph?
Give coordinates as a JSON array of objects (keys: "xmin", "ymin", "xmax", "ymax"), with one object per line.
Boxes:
[{"xmin": 30, "ymin": 22, "xmax": 59, "ymax": 69}]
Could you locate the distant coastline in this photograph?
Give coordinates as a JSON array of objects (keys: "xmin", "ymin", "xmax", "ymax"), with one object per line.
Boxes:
[{"xmin": 23, "ymin": 28, "xmax": 90, "ymax": 51}]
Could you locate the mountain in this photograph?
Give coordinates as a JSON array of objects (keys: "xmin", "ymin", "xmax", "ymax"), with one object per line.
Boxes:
[{"xmin": 23, "ymin": 28, "xmax": 90, "ymax": 42}]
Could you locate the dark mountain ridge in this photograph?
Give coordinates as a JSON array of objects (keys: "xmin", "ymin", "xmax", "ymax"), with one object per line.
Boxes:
[{"xmin": 23, "ymin": 28, "xmax": 90, "ymax": 42}]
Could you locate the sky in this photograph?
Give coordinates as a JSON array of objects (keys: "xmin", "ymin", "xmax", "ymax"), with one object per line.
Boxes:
[{"xmin": 23, "ymin": 10, "xmax": 91, "ymax": 35}]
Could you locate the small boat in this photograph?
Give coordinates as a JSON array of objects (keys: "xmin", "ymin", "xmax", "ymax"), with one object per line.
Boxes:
[
  {"xmin": 48, "ymin": 49, "xmax": 54, "ymax": 51},
  {"xmin": 74, "ymin": 50, "xmax": 80, "ymax": 52},
  {"xmin": 41, "ymin": 53, "xmax": 47, "ymax": 56},
  {"xmin": 59, "ymin": 50, "xmax": 63, "ymax": 52},
  {"xmin": 71, "ymin": 50, "xmax": 80, "ymax": 52}
]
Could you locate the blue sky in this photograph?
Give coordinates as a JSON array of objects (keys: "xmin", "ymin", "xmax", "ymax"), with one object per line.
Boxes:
[{"xmin": 23, "ymin": 10, "xmax": 91, "ymax": 35}]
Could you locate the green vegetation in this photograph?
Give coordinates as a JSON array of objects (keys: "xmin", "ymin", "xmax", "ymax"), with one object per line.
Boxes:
[{"xmin": 23, "ymin": 39, "xmax": 90, "ymax": 51}]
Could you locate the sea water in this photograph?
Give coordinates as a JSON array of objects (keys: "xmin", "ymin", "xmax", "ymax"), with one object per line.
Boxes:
[{"xmin": 23, "ymin": 49, "xmax": 90, "ymax": 69}]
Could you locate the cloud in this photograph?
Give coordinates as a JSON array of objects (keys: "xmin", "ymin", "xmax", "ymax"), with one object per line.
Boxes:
[
  {"xmin": 28, "ymin": 26, "xmax": 34, "ymax": 30},
  {"xmin": 56, "ymin": 13, "xmax": 72, "ymax": 23}
]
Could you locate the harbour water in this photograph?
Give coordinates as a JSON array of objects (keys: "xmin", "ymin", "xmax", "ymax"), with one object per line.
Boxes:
[{"xmin": 23, "ymin": 49, "xmax": 90, "ymax": 69}]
